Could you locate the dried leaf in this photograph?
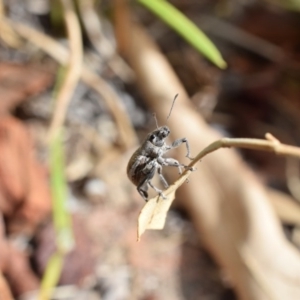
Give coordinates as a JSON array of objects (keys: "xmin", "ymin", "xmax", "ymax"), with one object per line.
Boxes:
[
  {"xmin": 137, "ymin": 169, "xmax": 193, "ymax": 241},
  {"xmin": 0, "ymin": 116, "xmax": 51, "ymax": 233},
  {"xmin": 5, "ymin": 244, "xmax": 39, "ymax": 296},
  {"xmin": 0, "ymin": 62, "xmax": 53, "ymax": 113},
  {"xmin": 137, "ymin": 134, "xmax": 300, "ymax": 241}
]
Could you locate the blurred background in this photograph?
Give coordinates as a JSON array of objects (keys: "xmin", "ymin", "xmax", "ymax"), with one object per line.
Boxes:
[{"xmin": 1, "ymin": 0, "xmax": 300, "ymax": 299}]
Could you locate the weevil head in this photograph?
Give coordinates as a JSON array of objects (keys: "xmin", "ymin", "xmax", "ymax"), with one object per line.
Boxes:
[{"xmin": 148, "ymin": 126, "xmax": 170, "ymax": 146}]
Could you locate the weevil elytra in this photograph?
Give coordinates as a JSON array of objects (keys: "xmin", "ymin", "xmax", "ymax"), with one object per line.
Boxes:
[{"xmin": 127, "ymin": 95, "xmax": 194, "ymax": 201}]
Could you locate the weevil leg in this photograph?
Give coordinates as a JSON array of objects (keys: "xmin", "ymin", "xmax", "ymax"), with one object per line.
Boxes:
[
  {"xmin": 168, "ymin": 138, "xmax": 194, "ymax": 160},
  {"xmin": 141, "ymin": 160, "xmax": 167, "ymax": 199},
  {"xmin": 136, "ymin": 162, "xmax": 156, "ymax": 202},
  {"xmin": 157, "ymin": 164, "xmax": 169, "ymax": 188},
  {"xmin": 137, "ymin": 182, "xmax": 148, "ymax": 201},
  {"xmin": 138, "ymin": 189, "xmax": 148, "ymax": 201},
  {"xmin": 148, "ymin": 181, "xmax": 167, "ymax": 200},
  {"xmin": 162, "ymin": 158, "xmax": 193, "ymax": 173},
  {"xmin": 161, "ymin": 157, "xmax": 194, "ymax": 183}
]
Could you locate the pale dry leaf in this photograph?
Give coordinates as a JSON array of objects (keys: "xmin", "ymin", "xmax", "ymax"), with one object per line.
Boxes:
[
  {"xmin": 137, "ymin": 134, "xmax": 300, "ymax": 241},
  {"xmin": 137, "ymin": 169, "xmax": 193, "ymax": 241}
]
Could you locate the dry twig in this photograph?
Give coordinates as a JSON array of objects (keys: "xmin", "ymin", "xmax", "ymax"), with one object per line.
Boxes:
[
  {"xmin": 78, "ymin": 0, "xmax": 134, "ymax": 82},
  {"xmin": 48, "ymin": 0, "xmax": 83, "ymax": 139}
]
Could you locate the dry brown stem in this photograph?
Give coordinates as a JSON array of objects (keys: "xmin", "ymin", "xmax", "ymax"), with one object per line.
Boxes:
[
  {"xmin": 48, "ymin": 0, "xmax": 83, "ymax": 139},
  {"xmin": 127, "ymin": 23, "xmax": 300, "ymax": 300}
]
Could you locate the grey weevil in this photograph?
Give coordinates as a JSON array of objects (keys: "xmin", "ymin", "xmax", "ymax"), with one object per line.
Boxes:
[{"xmin": 127, "ymin": 95, "xmax": 194, "ymax": 201}]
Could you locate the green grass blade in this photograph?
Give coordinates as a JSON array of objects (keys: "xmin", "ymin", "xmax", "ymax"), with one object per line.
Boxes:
[
  {"xmin": 49, "ymin": 131, "xmax": 74, "ymax": 253},
  {"xmin": 39, "ymin": 67, "xmax": 74, "ymax": 300},
  {"xmin": 38, "ymin": 253, "xmax": 64, "ymax": 300},
  {"xmin": 137, "ymin": 0, "xmax": 227, "ymax": 69}
]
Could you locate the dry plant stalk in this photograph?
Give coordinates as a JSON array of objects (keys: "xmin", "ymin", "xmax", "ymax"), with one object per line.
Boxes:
[
  {"xmin": 0, "ymin": 0, "xmax": 22, "ymax": 48},
  {"xmin": 138, "ymin": 133, "xmax": 300, "ymax": 239},
  {"xmin": 48, "ymin": 0, "xmax": 83, "ymax": 139},
  {"xmin": 127, "ymin": 23, "xmax": 300, "ymax": 300},
  {"xmin": 78, "ymin": 0, "xmax": 134, "ymax": 82}
]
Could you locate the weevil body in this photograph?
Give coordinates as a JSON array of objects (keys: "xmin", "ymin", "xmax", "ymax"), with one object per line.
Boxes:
[{"xmin": 127, "ymin": 124, "xmax": 194, "ymax": 201}]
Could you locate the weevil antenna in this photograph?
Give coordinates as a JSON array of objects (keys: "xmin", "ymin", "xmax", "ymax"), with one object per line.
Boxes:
[
  {"xmin": 152, "ymin": 113, "xmax": 159, "ymax": 129},
  {"xmin": 166, "ymin": 94, "xmax": 178, "ymax": 121}
]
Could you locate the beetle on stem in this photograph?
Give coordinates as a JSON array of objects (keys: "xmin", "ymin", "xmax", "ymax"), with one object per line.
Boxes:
[{"xmin": 127, "ymin": 95, "xmax": 194, "ymax": 201}]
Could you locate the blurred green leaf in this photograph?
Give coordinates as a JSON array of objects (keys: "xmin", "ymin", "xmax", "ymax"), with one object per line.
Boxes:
[
  {"xmin": 275, "ymin": 0, "xmax": 300, "ymax": 11},
  {"xmin": 38, "ymin": 253, "xmax": 64, "ymax": 300},
  {"xmin": 137, "ymin": 0, "xmax": 227, "ymax": 69},
  {"xmin": 39, "ymin": 67, "xmax": 74, "ymax": 300},
  {"xmin": 50, "ymin": 131, "xmax": 74, "ymax": 253},
  {"xmin": 50, "ymin": 0, "xmax": 65, "ymax": 35}
]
